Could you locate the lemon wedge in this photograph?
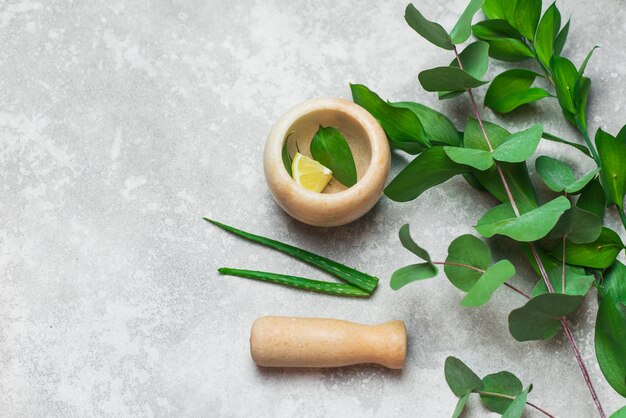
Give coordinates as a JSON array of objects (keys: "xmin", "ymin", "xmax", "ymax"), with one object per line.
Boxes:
[{"xmin": 291, "ymin": 152, "xmax": 333, "ymax": 193}]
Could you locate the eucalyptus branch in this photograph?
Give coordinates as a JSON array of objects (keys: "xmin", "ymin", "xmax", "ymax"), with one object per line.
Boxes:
[
  {"xmin": 476, "ymin": 391, "xmax": 555, "ymax": 418},
  {"xmin": 453, "ymin": 45, "xmax": 606, "ymax": 418}
]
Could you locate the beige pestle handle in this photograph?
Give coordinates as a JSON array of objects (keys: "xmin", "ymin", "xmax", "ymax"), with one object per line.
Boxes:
[{"xmin": 250, "ymin": 316, "xmax": 407, "ymax": 369}]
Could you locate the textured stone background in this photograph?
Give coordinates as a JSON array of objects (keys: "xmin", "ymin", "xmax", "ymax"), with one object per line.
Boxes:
[{"xmin": 1, "ymin": 0, "xmax": 625, "ymax": 416}]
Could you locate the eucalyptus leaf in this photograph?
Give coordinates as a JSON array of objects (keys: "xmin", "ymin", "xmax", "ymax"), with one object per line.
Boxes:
[
  {"xmin": 480, "ymin": 371, "xmax": 523, "ymax": 414},
  {"xmin": 452, "ymin": 393, "xmax": 470, "ymax": 418},
  {"xmin": 542, "ymin": 132, "xmax": 591, "ymax": 156},
  {"xmin": 577, "ymin": 77, "xmax": 592, "ymax": 129},
  {"xmin": 475, "ymin": 196, "xmax": 570, "ymax": 242},
  {"xmin": 599, "ymin": 261, "xmax": 626, "ymax": 306},
  {"xmin": 444, "ymin": 146, "xmax": 494, "ymax": 171},
  {"xmin": 385, "ymin": 146, "xmax": 469, "ymax": 202},
  {"xmin": 350, "ymin": 84, "xmax": 429, "ymax": 154},
  {"xmin": 514, "ymin": 0, "xmax": 541, "ymax": 40},
  {"xmin": 565, "ymin": 168, "xmax": 601, "ymax": 194},
  {"xmin": 492, "ymin": 124, "xmax": 543, "ymax": 163},
  {"xmin": 553, "ymin": 19, "xmax": 570, "ymax": 56},
  {"xmin": 404, "ymin": 4, "xmax": 454, "ymax": 50},
  {"xmin": 595, "ymin": 297, "xmax": 626, "ymax": 398},
  {"xmin": 399, "ymin": 224, "xmax": 432, "ymax": 261},
  {"xmin": 508, "ymin": 293, "xmax": 583, "ymax": 341},
  {"xmin": 552, "ymin": 56, "xmax": 579, "ymax": 114},
  {"xmin": 472, "ymin": 19, "xmax": 521, "ymax": 40},
  {"xmin": 450, "ymin": 0, "xmax": 486, "ymax": 44},
  {"xmin": 501, "ymin": 386, "xmax": 530, "ymax": 418},
  {"xmin": 534, "ymin": 2, "xmax": 561, "ymax": 68},
  {"xmin": 484, "ymin": 38, "xmax": 534, "ymax": 61},
  {"xmin": 577, "ymin": 178, "xmax": 606, "ymax": 220},
  {"xmin": 485, "ymin": 69, "xmax": 550, "ymax": 113},
  {"xmin": 391, "ymin": 101, "xmax": 460, "ymax": 146},
  {"xmin": 552, "ymin": 227, "xmax": 624, "ymax": 269},
  {"xmin": 482, "ymin": 0, "xmax": 505, "ymax": 19},
  {"xmin": 464, "ymin": 117, "xmax": 511, "ymax": 150},
  {"xmin": 532, "ymin": 265, "xmax": 595, "ymax": 297},
  {"xmin": 445, "ymin": 356, "xmax": 484, "ymax": 396},
  {"xmin": 450, "ymin": 41, "xmax": 490, "ymax": 80},
  {"xmin": 596, "ymin": 128, "xmax": 626, "ymax": 210},
  {"xmin": 310, "ymin": 126, "xmax": 357, "ymax": 187},
  {"xmin": 549, "ymin": 206, "xmax": 603, "ymax": 244},
  {"xmin": 472, "ymin": 161, "xmax": 538, "ymax": 209},
  {"xmin": 445, "ymin": 234, "xmax": 492, "ymax": 291},
  {"xmin": 390, "ymin": 263, "xmax": 438, "ymax": 290},
  {"xmin": 535, "ymin": 155, "xmax": 575, "ymax": 192},
  {"xmin": 419, "ymin": 67, "xmax": 488, "ymax": 93},
  {"xmin": 282, "ymin": 137, "xmax": 292, "ymax": 175},
  {"xmin": 461, "ymin": 259, "xmax": 515, "ymax": 306}
]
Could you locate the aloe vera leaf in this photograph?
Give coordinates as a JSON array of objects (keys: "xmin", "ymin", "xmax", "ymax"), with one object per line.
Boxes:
[
  {"xmin": 206, "ymin": 219, "xmax": 379, "ymax": 292},
  {"xmin": 218, "ymin": 268, "xmax": 371, "ymax": 297}
]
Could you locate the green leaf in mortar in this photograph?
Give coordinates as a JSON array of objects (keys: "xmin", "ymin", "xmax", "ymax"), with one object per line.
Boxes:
[{"xmin": 310, "ymin": 126, "xmax": 357, "ymax": 187}]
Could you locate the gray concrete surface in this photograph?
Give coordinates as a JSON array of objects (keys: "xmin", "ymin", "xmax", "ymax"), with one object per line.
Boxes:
[{"xmin": 1, "ymin": 0, "xmax": 625, "ymax": 416}]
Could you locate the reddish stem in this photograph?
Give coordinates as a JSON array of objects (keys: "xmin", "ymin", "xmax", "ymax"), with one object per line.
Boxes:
[{"xmin": 453, "ymin": 46, "xmax": 605, "ymax": 418}]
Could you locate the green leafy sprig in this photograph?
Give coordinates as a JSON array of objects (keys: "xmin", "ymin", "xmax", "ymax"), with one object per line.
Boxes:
[
  {"xmin": 352, "ymin": 0, "xmax": 626, "ymax": 415},
  {"xmin": 444, "ymin": 356, "xmax": 554, "ymax": 418}
]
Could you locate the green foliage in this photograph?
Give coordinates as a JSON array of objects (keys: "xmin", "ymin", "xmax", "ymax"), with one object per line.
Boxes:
[
  {"xmin": 310, "ymin": 126, "xmax": 357, "ymax": 187},
  {"xmin": 391, "ymin": 102, "xmax": 460, "ymax": 146},
  {"xmin": 350, "ymin": 84, "xmax": 428, "ymax": 154},
  {"xmin": 548, "ymin": 206, "xmax": 603, "ymax": 244},
  {"xmin": 509, "ymin": 293, "xmax": 584, "ymax": 341},
  {"xmin": 449, "ymin": 41, "xmax": 490, "ymax": 79},
  {"xmin": 513, "ymin": 0, "xmax": 540, "ymax": 41},
  {"xmin": 444, "ymin": 146, "xmax": 493, "ymax": 171},
  {"xmin": 445, "ymin": 357, "xmax": 484, "ymax": 396},
  {"xmin": 384, "ymin": 146, "xmax": 468, "ymax": 202},
  {"xmin": 551, "ymin": 56, "xmax": 578, "ymax": 114},
  {"xmin": 554, "ymin": 227, "xmax": 624, "ymax": 269},
  {"xmin": 531, "ymin": 266, "xmax": 595, "ymax": 297},
  {"xmin": 596, "ymin": 128, "xmax": 626, "ymax": 210},
  {"xmin": 492, "ymin": 124, "xmax": 543, "ymax": 163},
  {"xmin": 501, "ymin": 386, "xmax": 530, "ymax": 418},
  {"xmin": 419, "ymin": 66, "xmax": 488, "ymax": 94},
  {"xmin": 404, "ymin": 4, "xmax": 454, "ymax": 50},
  {"xmin": 450, "ymin": 0, "xmax": 486, "ymax": 44},
  {"xmin": 444, "ymin": 234, "xmax": 491, "ymax": 291},
  {"xmin": 282, "ymin": 136, "xmax": 292, "ymax": 175},
  {"xmin": 444, "ymin": 357, "xmax": 539, "ymax": 417},
  {"xmin": 475, "ymin": 196, "xmax": 570, "ymax": 242},
  {"xmin": 595, "ymin": 262, "xmax": 626, "ymax": 398},
  {"xmin": 534, "ymin": 2, "xmax": 561, "ymax": 69},
  {"xmin": 461, "ymin": 260, "xmax": 515, "ymax": 306},
  {"xmin": 535, "ymin": 155, "xmax": 600, "ymax": 194},
  {"xmin": 577, "ymin": 178, "xmax": 606, "ymax": 220},
  {"xmin": 390, "ymin": 224, "xmax": 439, "ymax": 289},
  {"xmin": 485, "ymin": 69, "xmax": 551, "ymax": 113},
  {"xmin": 480, "ymin": 371, "xmax": 523, "ymax": 413}
]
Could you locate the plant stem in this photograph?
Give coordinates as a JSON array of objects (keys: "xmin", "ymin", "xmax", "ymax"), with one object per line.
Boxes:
[
  {"xmin": 477, "ymin": 391, "xmax": 555, "ymax": 418},
  {"xmin": 574, "ymin": 118, "xmax": 601, "ymax": 165},
  {"xmin": 432, "ymin": 261, "xmax": 483, "ymax": 273},
  {"xmin": 562, "ymin": 236, "xmax": 567, "ymax": 293},
  {"xmin": 503, "ymin": 282, "xmax": 531, "ymax": 299},
  {"xmin": 561, "ymin": 317, "xmax": 606, "ymax": 418},
  {"xmin": 454, "ymin": 45, "xmax": 606, "ymax": 418}
]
